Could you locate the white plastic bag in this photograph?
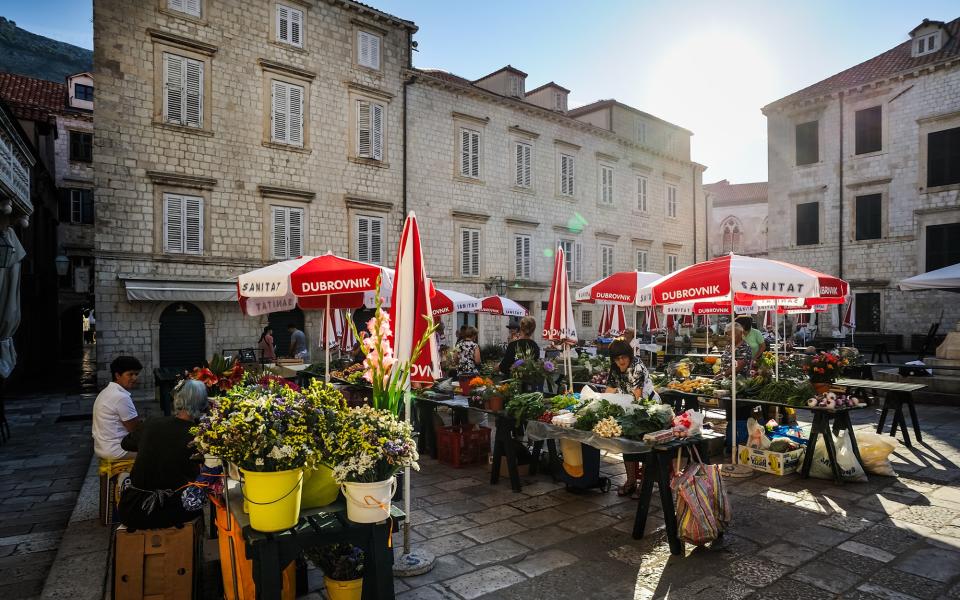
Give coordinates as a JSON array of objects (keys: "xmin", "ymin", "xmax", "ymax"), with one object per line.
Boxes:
[
  {"xmin": 810, "ymin": 430, "xmax": 867, "ymax": 482},
  {"xmin": 855, "ymin": 431, "xmax": 899, "ymax": 477},
  {"xmin": 746, "ymin": 418, "xmax": 770, "ymax": 449}
]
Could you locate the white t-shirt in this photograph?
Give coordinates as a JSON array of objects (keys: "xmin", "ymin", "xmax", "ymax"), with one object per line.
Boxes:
[{"xmin": 92, "ymin": 382, "xmax": 138, "ymax": 459}]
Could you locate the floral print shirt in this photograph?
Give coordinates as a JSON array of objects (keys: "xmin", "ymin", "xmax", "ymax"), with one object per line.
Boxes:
[
  {"xmin": 606, "ymin": 358, "xmax": 661, "ymax": 403},
  {"xmin": 455, "ymin": 340, "xmax": 480, "ymax": 377},
  {"xmin": 720, "ymin": 341, "xmax": 753, "ymax": 377}
]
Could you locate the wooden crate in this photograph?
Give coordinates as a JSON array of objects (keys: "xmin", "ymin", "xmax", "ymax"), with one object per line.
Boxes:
[{"xmin": 114, "ymin": 519, "xmax": 202, "ymax": 600}]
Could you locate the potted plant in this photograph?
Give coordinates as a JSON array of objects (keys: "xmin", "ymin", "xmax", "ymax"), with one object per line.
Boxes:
[
  {"xmin": 804, "ymin": 351, "xmax": 847, "ymax": 393},
  {"xmin": 304, "ymin": 543, "xmax": 365, "ymax": 600},
  {"xmin": 192, "ymin": 380, "xmax": 333, "ymax": 532},
  {"xmin": 325, "ymin": 405, "xmax": 419, "ymax": 523},
  {"xmin": 509, "ymin": 351, "xmax": 557, "ymax": 392}
]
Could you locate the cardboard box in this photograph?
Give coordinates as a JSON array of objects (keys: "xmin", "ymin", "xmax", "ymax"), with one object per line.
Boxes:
[
  {"xmin": 114, "ymin": 519, "xmax": 202, "ymax": 600},
  {"xmin": 486, "ymin": 455, "xmax": 532, "ymax": 477},
  {"xmin": 737, "ymin": 445, "xmax": 805, "ymax": 476}
]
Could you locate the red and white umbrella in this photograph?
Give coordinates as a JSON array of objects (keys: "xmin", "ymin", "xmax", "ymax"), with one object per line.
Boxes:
[
  {"xmin": 319, "ymin": 308, "xmax": 343, "ymax": 347},
  {"xmin": 576, "ymin": 271, "xmax": 662, "ymax": 304},
  {"xmin": 432, "ymin": 289, "xmax": 481, "ymax": 317},
  {"xmin": 762, "ymin": 310, "xmax": 774, "ymax": 330},
  {"xmin": 645, "ymin": 307, "xmax": 661, "ymax": 331},
  {"xmin": 544, "ymin": 246, "xmax": 577, "ymax": 390},
  {"xmin": 842, "ymin": 295, "xmax": 856, "ymax": 331},
  {"xmin": 598, "ymin": 304, "xmax": 626, "ymax": 337},
  {"xmin": 795, "ymin": 312, "xmax": 810, "ymax": 325},
  {"xmin": 681, "ymin": 314, "xmax": 694, "ymax": 328},
  {"xmin": 340, "ymin": 312, "xmax": 357, "ymax": 353},
  {"xmin": 478, "ymin": 295, "xmax": 528, "ymax": 317}
]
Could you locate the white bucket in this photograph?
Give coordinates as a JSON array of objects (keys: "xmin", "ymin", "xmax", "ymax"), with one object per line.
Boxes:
[{"xmin": 342, "ymin": 477, "xmax": 397, "ymax": 523}]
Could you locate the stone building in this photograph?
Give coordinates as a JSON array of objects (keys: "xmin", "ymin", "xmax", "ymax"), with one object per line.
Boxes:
[
  {"xmin": 93, "ymin": 0, "xmax": 416, "ymax": 382},
  {"xmin": 763, "ymin": 17, "xmax": 960, "ymax": 347},
  {"xmin": 406, "ymin": 72, "xmax": 705, "ymax": 342},
  {"xmin": 703, "ymin": 179, "xmax": 768, "ymax": 258}
]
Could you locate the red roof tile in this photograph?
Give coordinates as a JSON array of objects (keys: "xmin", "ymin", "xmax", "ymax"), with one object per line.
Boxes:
[
  {"xmin": 0, "ymin": 72, "xmax": 66, "ymax": 123},
  {"xmin": 703, "ymin": 180, "xmax": 768, "ymax": 204},
  {"xmin": 766, "ymin": 17, "xmax": 960, "ymax": 110}
]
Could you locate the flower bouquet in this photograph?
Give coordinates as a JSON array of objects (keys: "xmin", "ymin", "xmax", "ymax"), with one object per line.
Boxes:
[
  {"xmin": 510, "ymin": 350, "xmax": 556, "ymax": 390},
  {"xmin": 804, "ymin": 351, "xmax": 847, "ymax": 390},
  {"xmin": 305, "ymin": 543, "xmax": 365, "ymax": 598}
]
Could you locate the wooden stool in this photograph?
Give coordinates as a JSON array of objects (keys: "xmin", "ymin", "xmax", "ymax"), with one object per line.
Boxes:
[
  {"xmin": 114, "ymin": 518, "xmax": 203, "ymax": 600},
  {"xmin": 99, "ymin": 457, "xmax": 135, "ymax": 525}
]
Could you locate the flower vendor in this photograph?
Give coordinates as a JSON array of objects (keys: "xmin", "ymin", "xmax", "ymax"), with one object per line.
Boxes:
[
  {"xmin": 499, "ymin": 316, "xmax": 541, "ymax": 376},
  {"xmin": 116, "ymin": 379, "xmax": 209, "ymax": 530},
  {"xmin": 455, "ymin": 326, "xmax": 481, "ymax": 390},
  {"xmin": 604, "ymin": 340, "xmax": 661, "ymax": 498},
  {"xmin": 92, "ymin": 356, "xmax": 143, "ymax": 460}
]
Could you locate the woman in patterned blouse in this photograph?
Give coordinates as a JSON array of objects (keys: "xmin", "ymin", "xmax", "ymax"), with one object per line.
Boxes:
[
  {"xmin": 719, "ymin": 322, "xmax": 752, "ymax": 378},
  {"xmin": 605, "ymin": 340, "xmax": 660, "ymax": 498}
]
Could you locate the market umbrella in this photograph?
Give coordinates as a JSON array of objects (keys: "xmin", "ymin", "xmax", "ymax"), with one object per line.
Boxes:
[
  {"xmin": 543, "ymin": 246, "xmax": 577, "ymax": 392},
  {"xmin": 599, "ymin": 304, "xmax": 626, "ymax": 337},
  {"xmin": 319, "ymin": 308, "xmax": 343, "ymax": 348},
  {"xmin": 576, "ymin": 271, "xmax": 662, "ymax": 304},
  {"xmin": 340, "ymin": 312, "xmax": 357, "ymax": 354},
  {"xmin": 0, "ymin": 230, "xmax": 25, "ymax": 380},
  {"xmin": 898, "ymin": 262, "xmax": 960, "ymax": 291},
  {"xmin": 842, "ymin": 295, "xmax": 856, "ymax": 346},
  {"xmin": 389, "ymin": 212, "xmax": 440, "ymax": 575},
  {"xmin": 477, "ymin": 295, "xmax": 528, "ymax": 316},
  {"xmin": 645, "ymin": 307, "xmax": 661, "ymax": 332},
  {"xmin": 431, "ymin": 289, "xmax": 481, "ymax": 317},
  {"xmin": 681, "ymin": 314, "xmax": 694, "ymax": 328}
]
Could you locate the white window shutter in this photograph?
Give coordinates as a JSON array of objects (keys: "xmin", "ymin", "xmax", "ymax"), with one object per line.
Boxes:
[
  {"xmin": 184, "ymin": 196, "xmax": 203, "ymax": 254},
  {"xmin": 272, "ymin": 206, "xmax": 287, "ymax": 259},
  {"xmin": 163, "ymin": 54, "xmax": 183, "ymax": 125},
  {"xmin": 357, "ymin": 216, "xmax": 370, "ymax": 262},
  {"xmin": 288, "ymin": 208, "xmax": 303, "ymax": 257},
  {"xmin": 471, "ymin": 229, "xmax": 480, "ymax": 276},
  {"xmin": 184, "ymin": 0, "xmax": 200, "ymax": 16},
  {"xmin": 370, "ymin": 217, "xmax": 382, "ymax": 264},
  {"xmin": 569, "ymin": 157, "xmax": 575, "ymax": 196},
  {"xmin": 358, "ymin": 31, "xmax": 380, "ymax": 69},
  {"xmin": 277, "ymin": 5, "xmax": 289, "ymax": 42},
  {"xmin": 523, "ymin": 144, "xmax": 531, "ymax": 187},
  {"xmin": 461, "ymin": 229, "xmax": 470, "ymax": 276},
  {"xmin": 169, "ymin": 0, "xmax": 186, "ymax": 11},
  {"xmin": 272, "ymin": 81, "xmax": 287, "ymax": 142},
  {"xmin": 523, "ymin": 235, "xmax": 531, "ymax": 278},
  {"xmin": 290, "ymin": 8, "xmax": 302, "ymax": 47},
  {"xmin": 368, "ymin": 34, "xmax": 381, "ymax": 69},
  {"xmin": 371, "ymin": 103, "xmax": 383, "ymax": 160},
  {"xmin": 288, "ymin": 84, "xmax": 303, "ymax": 146},
  {"xmin": 460, "ymin": 129, "xmax": 470, "ymax": 176},
  {"xmin": 515, "ymin": 144, "xmax": 524, "ymax": 186},
  {"xmin": 184, "ymin": 59, "xmax": 203, "ymax": 127},
  {"xmin": 357, "ymin": 101, "xmax": 371, "ymax": 157},
  {"xmin": 515, "ymin": 236, "xmax": 523, "ymax": 278},
  {"xmin": 470, "ymin": 131, "xmax": 480, "ymax": 177},
  {"xmin": 164, "ymin": 194, "xmax": 183, "ymax": 253},
  {"xmin": 575, "ymin": 241, "xmax": 582, "ymax": 282}
]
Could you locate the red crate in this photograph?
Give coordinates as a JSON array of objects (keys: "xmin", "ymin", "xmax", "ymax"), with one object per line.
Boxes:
[{"xmin": 436, "ymin": 425, "xmax": 491, "ymax": 468}]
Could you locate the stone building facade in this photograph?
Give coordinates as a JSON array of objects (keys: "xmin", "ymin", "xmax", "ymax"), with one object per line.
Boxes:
[
  {"xmin": 406, "ymin": 71, "xmax": 705, "ymax": 343},
  {"xmin": 93, "ymin": 0, "xmax": 415, "ymax": 382},
  {"xmin": 763, "ymin": 17, "xmax": 960, "ymax": 346},
  {"xmin": 703, "ymin": 179, "xmax": 768, "ymax": 258}
]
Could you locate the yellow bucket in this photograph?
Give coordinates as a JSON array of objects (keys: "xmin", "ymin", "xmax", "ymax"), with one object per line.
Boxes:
[
  {"xmin": 324, "ymin": 577, "xmax": 362, "ymax": 600},
  {"xmin": 240, "ymin": 468, "xmax": 303, "ymax": 532},
  {"xmin": 301, "ymin": 465, "xmax": 340, "ymax": 509}
]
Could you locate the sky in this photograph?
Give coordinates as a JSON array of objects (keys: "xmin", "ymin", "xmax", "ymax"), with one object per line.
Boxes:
[{"xmin": 2, "ymin": 0, "xmax": 956, "ymax": 183}]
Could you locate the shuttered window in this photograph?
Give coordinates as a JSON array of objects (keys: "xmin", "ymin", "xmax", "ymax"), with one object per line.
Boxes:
[
  {"xmin": 559, "ymin": 154, "xmax": 575, "ymax": 197},
  {"xmin": 276, "ymin": 4, "xmax": 303, "ymax": 47},
  {"xmin": 514, "ymin": 234, "xmax": 531, "ymax": 279},
  {"xmin": 271, "ymin": 206, "xmax": 304, "ymax": 259},
  {"xmin": 515, "ymin": 142, "xmax": 532, "ymax": 188},
  {"xmin": 926, "ymin": 223, "xmax": 960, "ymax": 272},
  {"xmin": 581, "ymin": 311, "xmax": 592, "ymax": 328},
  {"xmin": 168, "ymin": 0, "xmax": 200, "ymax": 17},
  {"xmin": 559, "ymin": 239, "xmax": 582, "ymax": 282},
  {"xmin": 163, "ymin": 53, "xmax": 203, "ymax": 128},
  {"xmin": 59, "ymin": 189, "xmax": 94, "ymax": 225},
  {"xmin": 600, "ymin": 244, "xmax": 614, "ymax": 277},
  {"xmin": 356, "ymin": 215, "xmax": 383, "ymax": 265},
  {"xmin": 357, "ymin": 100, "xmax": 384, "ymax": 160},
  {"xmin": 357, "ymin": 31, "xmax": 381, "ymax": 70},
  {"xmin": 855, "ymin": 106, "xmax": 882, "ymax": 155},
  {"xmin": 69, "ymin": 131, "xmax": 93, "ymax": 162},
  {"xmin": 271, "ymin": 80, "xmax": 304, "ymax": 147},
  {"xmin": 636, "ymin": 249, "xmax": 648, "ymax": 272},
  {"xmin": 666, "ymin": 185, "xmax": 677, "ymax": 218},
  {"xmin": 164, "ymin": 193, "xmax": 203, "ymax": 255},
  {"xmin": 460, "ymin": 128, "xmax": 480, "ymax": 179},
  {"xmin": 600, "ymin": 165, "xmax": 614, "ymax": 204},
  {"xmin": 637, "ymin": 176, "xmax": 647, "ymax": 212},
  {"xmin": 667, "ymin": 254, "xmax": 678, "ymax": 272},
  {"xmin": 796, "ymin": 120, "xmax": 819, "ymax": 165},
  {"xmin": 461, "ymin": 228, "xmax": 480, "ymax": 277}
]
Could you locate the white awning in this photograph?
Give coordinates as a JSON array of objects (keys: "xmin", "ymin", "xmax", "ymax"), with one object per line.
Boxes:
[
  {"xmin": 123, "ymin": 278, "xmax": 237, "ymax": 302},
  {"xmin": 899, "ymin": 263, "xmax": 960, "ymax": 291}
]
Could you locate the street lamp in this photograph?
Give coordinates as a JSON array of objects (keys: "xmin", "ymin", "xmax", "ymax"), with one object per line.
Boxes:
[
  {"xmin": 55, "ymin": 254, "xmax": 70, "ymax": 277},
  {"xmin": 487, "ymin": 276, "xmax": 506, "ymax": 296}
]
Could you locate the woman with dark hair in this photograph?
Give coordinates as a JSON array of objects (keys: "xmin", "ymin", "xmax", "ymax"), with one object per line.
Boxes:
[
  {"xmin": 258, "ymin": 326, "xmax": 276, "ymax": 362},
  {"xmin": 605, "ymin": 340, "xmax": 661, "ymax": 498},
  {"xmin": 499, "ymin": 316, "xmax": 541, "ymax": 376}
]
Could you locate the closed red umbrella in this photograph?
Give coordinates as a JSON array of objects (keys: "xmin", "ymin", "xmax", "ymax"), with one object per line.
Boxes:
[
  {"xmin": 544, "ymin": 246, "xmax": 577, "ymax": 390},
  {"xmin": 599, "ymin": 304, "xmax": 626, "ymax": 337}
]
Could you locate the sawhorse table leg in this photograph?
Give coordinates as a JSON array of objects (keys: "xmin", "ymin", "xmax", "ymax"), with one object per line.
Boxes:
[
  {"xmin": 632, "ymin": 450, "xmax": 684, "ymax": 555},
  {"xmin": 490, "ymin": 415, "xmax": 522, "ymax": 492}
]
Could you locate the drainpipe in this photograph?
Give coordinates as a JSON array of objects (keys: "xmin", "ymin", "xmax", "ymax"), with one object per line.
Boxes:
[
  {"xmin": 692, "ymin": 165, "xmax": 698, "ymax": 262},
  {"xmin": 838, "ymin": 91, "xmax": 844, "ymax": 280},
  {"xmin": 402, "ymin": 28, "xmax": 416, "ymax": 220}
]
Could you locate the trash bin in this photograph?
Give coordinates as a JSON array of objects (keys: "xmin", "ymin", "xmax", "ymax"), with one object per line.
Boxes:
[{"xmin": 154, "ymin": 368, "xmax": 180, "ymax": 416}]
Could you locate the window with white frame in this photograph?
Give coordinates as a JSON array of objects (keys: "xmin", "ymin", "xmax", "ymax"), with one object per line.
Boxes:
[
  {"xmin": 356, "ymin": 214, "xmax": 383, "ymax": 264},
  {"xmin": 600, "ymin": 244, "xmax": 614, "ymax": 277},
  {"xmin": 915, "ymin": 32, "xmax": 940, "ymax": 56},
  {"xmin": 459, "ymin": 128, "xmax": 481, "ymax": 179},
  {"xmin": 163, "ymin": 193, "xmax": 203, "ymax": 255},
  {"xmin": 581, "ymin": 310, "xmax": 592, "ymax": 328},
  {"xmin": 666, "ymin": 184, "xmax": 677, "ymax": 218},
  {"xmin": 271, "ymin": 80, "xmax": 304, "ymax": 146},
  {"xmin": 636, "ymin": 120, "xmax": 646, "ymax": 144},
  {"xmin": 559, "ymin": 239, "xmax": 582, "ymax": 282},
  {"xmin": 357, "ymin": 100, "xmax": 384, "ymax": 160},
  {"xmin": 168, "ymin": 0, "xmax": 200, "ymax": 17},
  {"xmin": 461, "ymin": 227, "xmax": 481, "ymax": 277},
  {"xmin": 559, "ymin": 153, "xmax": 575, "ymax": 197},
  {"xmin": 600, "ymin": 165, "xmax": 614, "ymax": 205},
  {"xmin": 514, "ymin": 141, "xmax": 532, "ymax": 188},
  {"xmin": 514, "ymin": 234, "xmax": 531, "ymax": 279},
  {"xmin": 636, "ymin": 249, "xmax": 648, "ymax": 272},
  {"xmin": 271, "ymin": 206, "xmax": 303, "ymax": 259},
  {"xmin": 554, "ymin": 92, "xmax": 565, "ymax": 111},
  {"xmin": 59, "ymin": 189, "xmax": 93, "ymax": 225},
  {"xmin": 163, "ymin": 52, "xmax": 203, "ymax": 128},
  {"xmin": 667, "ymin": 253, "xmax": 678, "ymax": 272},
  {"xmin": 636, "ymin": 175, "xmax": 648, "ymax": 211},
  {"xmin": 276, "ymin": 4, "xmax": 303, "ymax": 47},
  {"xmin": 357, "ymin": 31, "xmax": 381, "ymax": 70}
]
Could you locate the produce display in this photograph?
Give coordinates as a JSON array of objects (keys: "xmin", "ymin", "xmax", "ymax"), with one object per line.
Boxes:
[
  {"xmin": 666, "ymin": 377, "xmax": 715, "ymax": 394},
  {"xmin": 330, "ymin": 363, "xmax": 366, "ymax": 385},
  {"xmin": 592, "ymin": 416, "xmax": 622, "ymax": 438},
  {"xmin": 504, "ymin": 392, "xmax": 546, "ymax": 423},
  {"xmin": 572, "ymin": 397, "xmax": 675, "ymax": 441},
  {"xmin": 805, "ymin": 392, "xmax": 863, "ymax": 409}
]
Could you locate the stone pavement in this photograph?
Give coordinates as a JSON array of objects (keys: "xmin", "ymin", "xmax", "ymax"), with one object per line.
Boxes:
[{"xmin": 4, "ymin": 388, "xmax": 960, "ymax": 600}]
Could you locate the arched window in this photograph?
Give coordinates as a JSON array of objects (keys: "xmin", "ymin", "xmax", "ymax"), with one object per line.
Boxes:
[{"xmin": 721, "ymin": 217, "xmax": 743, "ymax": 254}]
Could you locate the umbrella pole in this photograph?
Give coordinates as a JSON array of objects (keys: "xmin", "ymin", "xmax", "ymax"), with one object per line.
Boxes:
[
  {"xmin": 325, "ymin": 296, "xmax": 330, "ymax": 383},
  {"xmin": 706, "ymin": 316, "xmax": 710, "ymax": 352},
  {"xmin": 403, "ymin": 390, "xmax": 411, "ymax": 554},
  {"xmin": 723, "ymin": 286, "xmax": 751, "ymax": 478},
  {"xmin": 774, "ymin": 310, "xmax": 779, "ymax": 381}
]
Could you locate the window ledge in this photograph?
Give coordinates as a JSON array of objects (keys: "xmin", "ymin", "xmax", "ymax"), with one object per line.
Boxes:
[
  {"xmin": 921, "ymin": 182, "xmax": 960, "ymax": 194},
  {"xmin": 453, "ymin": 174, "xmax": 484, "ymax": 185},
  {"xmin": 852, "ymin": 150, "xmax": 884, "ymax": 159},
  {"xmin": 511, "ymin": 185, "xmax": 535, "ymax": 195},
  {"xmin": 556, "ymin": 194, "xmax": 577, "ymax": 202},
  {"xmin": 269, "ymin": 40, "xmax": 308, "ymax": 55},
  {"xmin": 631, "ymin": 210, "xmax": 650, "ymax": 217},
  {"xmin": 348, "ymin": 156, "xmax": 390, "ymax": 169},
  {"xmin": 795, "ymin": 161, "xmax": 823, "ymax": 169},
  {"xmin": 262, "ymin": 141, "xmax": 312, "ymax": 154},
  {"xmin": 70, "ymin": 159, "xmax": 93, "ymax": 165},
  {"xmin": 153, "ymin": 121, "xmax": 215, "ymax": 137},
  {"xmin": 157, "ymin": 8, "xmax": 208, "ymax": 26},
  {"xmin": 354, "ymin": 64, "xmax": 383, "ymax": 77},
  {"xmin": 596, "ymin": 202, "xmax": 616, "ymax": 210}
]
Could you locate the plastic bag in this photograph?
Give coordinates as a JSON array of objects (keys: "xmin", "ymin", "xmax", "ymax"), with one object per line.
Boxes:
[
  {"xmin": 746, "ymin": 418, "xmax": 770, "ymax": 449},
  {"xmin": 769, "ymin": 425, "xmax": 807, "ymax": 446},
  {"xmin": 855, "ymin": 431, "xmax": 899, "ymax": 477},
  {"xmin": 810, "ymin": 430, "xmax": 867, "ymax": 482},
  {"xmin": 672, "ymin": 447, "xmax": 730, "ymax": 546},
  {"xmin": 673, "ymin": 409, "xmax": 704, "ymax": 436}
]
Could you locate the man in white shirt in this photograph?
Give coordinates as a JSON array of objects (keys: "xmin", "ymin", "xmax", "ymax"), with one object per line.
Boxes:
[{"xmin": 92, "ymin": 356, "xmax": 143, "ymax": 460}]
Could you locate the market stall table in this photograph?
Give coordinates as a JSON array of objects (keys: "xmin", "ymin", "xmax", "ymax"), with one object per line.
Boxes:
[
  {"xmin": 835, "ymin": 378, "xmax": 927, "ymax": 448},
  {"xmin": 223, "ymin": 480, "xmax": 402, "ymax": 600}
]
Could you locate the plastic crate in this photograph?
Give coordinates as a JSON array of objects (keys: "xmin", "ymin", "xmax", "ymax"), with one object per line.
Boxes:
[{"xmin": 436, "ymin": 425, "xmax": 491, "ymax": 468}]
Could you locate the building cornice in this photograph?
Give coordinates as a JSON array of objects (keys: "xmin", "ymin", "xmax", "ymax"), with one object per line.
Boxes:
[
  {"xmin": 451, "ymin": 111, "xmax": 489, "ymax": 126},
  {"xmin": 258, "ymin": 59, "xmax": 316, "ymax": 81},
  {"xmin": 595, "ymin": 151, "xmax": 619, "ymax": 163},
  {"xmin": 554, "ymin": 139, "xmax": 581, "ymax": 151},
  {"xmin": 258, "ymin": 185, "xmax": 315, "ymax": 203},
  {"xmin": 505, "ymin": 217, "xmax": 540, "ymax": 228},
  {"xmin": 845, "ymin": 176, "xmax": 893, "ymax": 190},
  {"xmin": 788, "ymin": 184, "xmax": 828, "ymax": 198},
  {"xmin": 345, "ymin": 81, "xmax": 394, "ymax": 101},
  {"xmin": 147, "ymin": 29, "xmax": 218, "ymax": 55},
  {"xmin": 146, "ymin": 170, "xmax": 217, "ymax": 189},
  {"xmin": 344, "ymin": 196, "xmax": 394, "ymax": 212},
  {"xmin": 451, "ymin": 210, "xmax": 490, "ymax": 223},
  {"xmin": 507, "ymin": 125, "xmax": 539, "ymax": 139},
  {"xmin": 595, "ymin": 231, "xmax": 620, "ymax": 241}
]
